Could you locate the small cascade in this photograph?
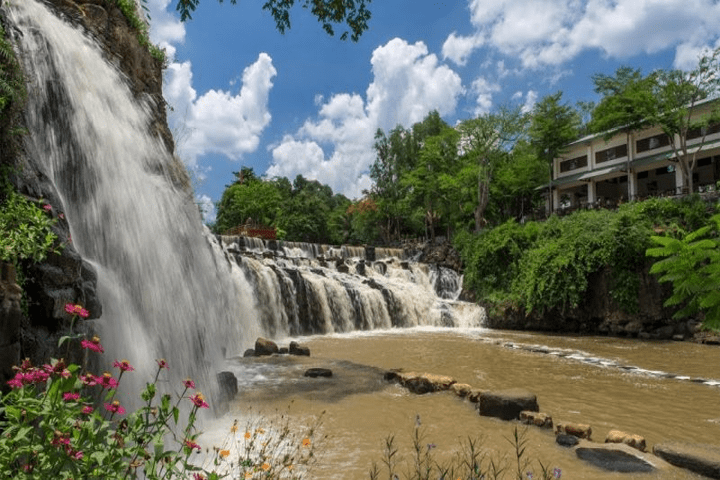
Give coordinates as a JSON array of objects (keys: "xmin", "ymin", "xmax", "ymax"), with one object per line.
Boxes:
[{"xmin": 221, "ymin": 236, "xmax": 484, "ymax": 337}]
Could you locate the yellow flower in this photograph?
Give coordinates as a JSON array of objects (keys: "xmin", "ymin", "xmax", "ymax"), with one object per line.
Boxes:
[
  {"xmin": 219, "ymin": 449, "xmax": 230, "ymax": 458},
  {"xmin": 255, "ymin": 427, "xmax": 265, "ymax": 434},
  {"xmin": 230, "ymin": 425, "xmax": 238, "ymax": 434},
  {"xmin": 261, "ymin": 462, "xmax": 270, "ymax": 471},
  {"xmin": 244, "ymin": 431, "xmax": 251, "ymax": 439},
  {"xmin": 302, "ymin": 438, "xmax": 311, "ymax": 447},
  {"xmin": 244, "ymin": 472, "xmax": 252, "ymax": 479}
]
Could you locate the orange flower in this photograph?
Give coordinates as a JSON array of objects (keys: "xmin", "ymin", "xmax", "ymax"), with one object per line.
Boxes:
[
  {"xmin": 244, "ymin": 431, "xmax": 251, "ymax": 439},
  {"xmin": 261, "ymin": 463, "xmax": 270, "ymax": 471},
  {"xmin": 230, "ymin": 424, "xmax": 238, "ymax": 433},
  {"xmin": 219, "ymin": 449, "xmax": 230, "ymax": 458},
  {"xmin": 302, "ymin": 438, "xmax": 311, "ymax": 447}
]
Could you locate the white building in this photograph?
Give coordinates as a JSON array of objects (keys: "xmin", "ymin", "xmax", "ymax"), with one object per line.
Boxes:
[{"xmin": 550, "ymin": 99, "xmax": 720, "ymax": 213}]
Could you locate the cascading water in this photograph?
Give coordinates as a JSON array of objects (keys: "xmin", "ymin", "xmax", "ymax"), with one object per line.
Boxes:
[
  {"xmin": 5, "ymin": 0, "xmax": 483, "ymax": 401},
  {"xmin": 6, "ymin": 0, "xmax": 261, "ymax": 398},
  {"xmin": 220, "ymin": 236, "xmax": 484, "ymax": 338}
]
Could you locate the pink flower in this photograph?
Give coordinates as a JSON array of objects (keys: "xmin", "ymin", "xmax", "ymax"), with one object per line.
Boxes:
[
  {"xmin": 43, "ymin": 204, "xmax": 52, "ymax": 212},
  {"xmin": 193, "ymin": 474, "xmax": 206, "ymax": 480},
  {"xmin": 113, "ymin": 359, "xmax": 134, "ymax": 372},
  {"xmin": 189, "ymin": 392, "xmax": 209, "ymax": 409},
  {"xmin": 7, "ymin": 376, "xmax": 23, "ymax": 389},
  {"xmin": 82, "ymin": 405, "xmax": 94, "ymax": 415},
  {"xmin": 182, "ymin": 378, "xmax": 195, "ymax": 389},
  {"xmin": 63, "ymin": 392, "xmax": 80, "ymax": 401},
  {"xmin": 80, "ymin": 336, "xmax": 104, "ymax": 353},
  {"xmin": 156, "ymin": 359, "xmax": 169, "ymax": 369},
  {"xmin": 104, "ymin": 400, "xmax": 126, "ymax": 415},
  {"xmin": 64, "ymin": 303, "xmax": 89, "ymax": 318},
  {"xmin": 68, "ymin": 449, "xmax": 83, "ymax": 460},
  {"xmin": 183, "ymin": 439, "xmax": 201, "ymax": 452},
  {"xmin": 98, "ymin": 372, "xmax": 119, "ymax": 389},
  {"xmin": 81, "ymin": 373, "xmax": 99, "ymax": 386},
  {"xmin": 59, "ymin": 213, "xmax": 65, "ymax": 219}
]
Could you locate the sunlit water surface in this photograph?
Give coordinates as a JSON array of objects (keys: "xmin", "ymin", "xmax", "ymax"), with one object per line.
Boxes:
[{"xmin": 200, "ymin": 328, "xmax": 720, "ymax": 479}]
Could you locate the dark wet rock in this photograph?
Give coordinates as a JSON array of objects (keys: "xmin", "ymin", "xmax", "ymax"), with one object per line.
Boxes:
[
  {"xmin": 278, "ymin": 347, "xmax": 289, "ymax": 354},
  {"xmin": 216, "ymin": 371, "xmax": 238, "ymax": 402},
  {"xmin": 556, "ymin": 434, "xmax": 580, "ymax": 447},
  {"xmin": 576, "ymin": 445, "xmax": 655, "ymax": 473},
  {"xmin": 388, "ymin": 371, "xmax": 456, "ymax": 395},
  {"xmin": 477, "ymin": 388, "xmax": 538, "ymax": 421},
  {"xmin": 243, "ymin": 348, "xmax": 255, "ymax": 357},
  {"xmin": 254, "ymin": 337, "xmax": 279, "ymax": 356},
  {"xmin": 653, "ymin": 441, "xmax": 720, "ymax": 479},
  {"xmin": 654, "ymin": 325, "xmax": 675, "ymax": 340},
  {"xmin": 304, "ymin": 367, "xmax": 332, "ymax": 378},
  {"xmin": 289, "ymin": 341, "xmax": 310, "ymax": 356}
]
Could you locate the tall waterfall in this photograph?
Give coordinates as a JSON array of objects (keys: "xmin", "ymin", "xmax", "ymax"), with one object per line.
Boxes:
[
  {"xmin": 6, "ymin": 0, "xmax": 261, "ymax": 395},
  {"xmin": 5, "ymin": 0, "xmax": 483, "ymax": 398}
]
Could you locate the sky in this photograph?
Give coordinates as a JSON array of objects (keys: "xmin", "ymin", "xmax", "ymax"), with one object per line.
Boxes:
[{"xmin": 144, "ymin": 0, "xmax": 720, "ymax": 223}]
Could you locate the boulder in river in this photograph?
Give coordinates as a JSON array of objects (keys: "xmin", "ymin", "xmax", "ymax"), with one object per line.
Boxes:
[
  {"xmin": 450, "ymin": 383, "xmax": 472, "ymax": 398},
  {"xmin": 520, "ymin": 410, "xmax": 553, "ymax": 429},
  {"xmin": 556, "ymin": 422, "xmax": 592, "ymax": 440},
  {"xmin": 304, "ymin": 367, "xmax": 332, "ymax": 378},
  {"xmin": 653, "ymin": 441, "xmax": 720, "ymax": 479},
  {"xmin": 216, "ymin": 371, "xmax": 238, "ymax": 402},
  {"xmin": 605, "ymin": 429, "xmax": 646, "ymax": 452},
  {"xmin": 476, "ymin": 389, "xmax": 538, "ymax": 421},
  {"xmin": 254, "ymin": 337, "xmax": 279, "ymax": 356},
  {"xmin": 289, "ymin": 341, "xmax": 310, "ymax": 356},
  {"xmin": 400, "ymin": 372, "xmax": 456, "ymax": 394}
]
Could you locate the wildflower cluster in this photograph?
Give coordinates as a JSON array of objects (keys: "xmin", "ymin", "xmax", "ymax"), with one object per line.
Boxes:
[
  {"xmin": 0, "ymin": 304, "xmax": 220, "ymax": 479},
  {"xmin": 204, "ymin": 409, "xmax": 324, "ymax": 479}
]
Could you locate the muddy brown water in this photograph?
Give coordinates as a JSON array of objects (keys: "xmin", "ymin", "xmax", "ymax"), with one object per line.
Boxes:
[{"xmin": 202, "ymin": 328, "xmax": 720, "ymax": 479}]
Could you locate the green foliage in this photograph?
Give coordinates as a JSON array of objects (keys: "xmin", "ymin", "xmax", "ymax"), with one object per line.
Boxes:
[
  {"xmin": 0, "ymin": 26, "xmax": 26, "ymax": 116},
  {"xmin": 174, "ymin": 0, "xmax": 371, "ymax": 41},
  {"xmin": 457, "ymin": 197, "xmax": 716, "ymax": 317},
  {"xmin": 647, "ymin": 213, "xmax": 720, "ymax": 329},
  {"xmin": 111, "ymin": 0, "xmax": 167, "ymax": 65},
  {"xmin": 0, "ymin": 187, "xmax": 59, "ymax": 265}
]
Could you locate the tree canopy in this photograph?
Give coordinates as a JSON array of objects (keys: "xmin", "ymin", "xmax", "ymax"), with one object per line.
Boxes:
[{"xmin": 174, "ymin": 0, "xmax": 372, "ymax": 41}]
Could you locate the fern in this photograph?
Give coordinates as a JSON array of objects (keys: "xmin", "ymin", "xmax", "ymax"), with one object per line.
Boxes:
[{"xmin": 646, "ymin": 213, "xmax": 720, "ymax": 329}]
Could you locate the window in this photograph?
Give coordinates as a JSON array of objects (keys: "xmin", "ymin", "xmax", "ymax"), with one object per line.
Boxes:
[
  {"xmin": 636, "ymin": 134, "xmax": 670, "ymax": 153},
  {"xmin": 687, "ymin": 122, "xmax": 720, "ymax": 140},
  {"xmin": 595, "ymin": 144, "xmax": 628, "ymax": 164},
  {"xmin": 559, "ymin": 155, "xmax": 588, "ymax": 173}
]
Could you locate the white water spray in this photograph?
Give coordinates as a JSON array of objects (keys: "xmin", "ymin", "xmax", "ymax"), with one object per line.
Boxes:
[{"xmin": 7, "ymin": 0, "xmax": 261, "ymax": 398}]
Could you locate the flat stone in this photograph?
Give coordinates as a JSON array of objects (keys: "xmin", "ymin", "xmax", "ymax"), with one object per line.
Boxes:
[
  {"xmin": 304, "ymin": 368, "xmax": 332, "ymax": 378},
  {"xmin": 477, "ymin": 388, "xmax": 538, "ymax": 421},
  {"xmin": 576, "ymin": 446, "xmax": 655, "ymax": 473},
  {"xmin": 400, "ymin": 372, "xmax": 456, "ymax": 394},
  {"xmin": 653, "ymin": 441, "xmax": 720, "ymax": 479},
  {"xmin": 605, "ymin": 429, "xmax": 646, "ymax": 452}
]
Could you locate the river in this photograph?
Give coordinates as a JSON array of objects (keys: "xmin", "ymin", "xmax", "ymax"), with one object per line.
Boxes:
[{"xmin": 200, "ymin": 328, "xmax": 720, "ymax": 479}]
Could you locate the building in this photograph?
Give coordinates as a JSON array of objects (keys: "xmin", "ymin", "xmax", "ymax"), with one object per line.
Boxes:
[{"xmin": 549, "ymin": 98, "xmax": 720, "ymax": 213}]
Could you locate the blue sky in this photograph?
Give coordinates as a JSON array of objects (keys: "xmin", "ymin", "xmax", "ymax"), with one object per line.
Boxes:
[{"xmin": 145, "ymin": 0, "xmax": 720, "ymax": 223}]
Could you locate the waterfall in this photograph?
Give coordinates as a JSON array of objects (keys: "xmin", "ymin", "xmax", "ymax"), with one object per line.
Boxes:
[
  {"xmin": 4, "ymin": 0, "xmax": 483, "ymax": 402},
  {"xmin": 6, "ymin": 0, "xmax": 261, "ymax": 398},
  {"xmin": 221, "ymin": 236, "xmax": 484, "ymax": 337}
]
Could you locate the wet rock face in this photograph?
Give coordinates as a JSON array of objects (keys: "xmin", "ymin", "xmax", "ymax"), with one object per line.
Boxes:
[
  {"xmin": 476, "ymin": 388, "xmax": 538, "ymax": 421},
  {"xmin": 653, "ymin": 442, "xmax": 720, "ymax": 479},
  {"xmin": 575, "ymin": 446, "xmax": 655, "ymax": 473}
]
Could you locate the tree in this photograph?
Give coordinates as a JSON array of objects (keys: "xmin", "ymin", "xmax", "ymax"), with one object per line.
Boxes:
[
  {"xmin": 589, "ymin": 66, "xmax": 658, "ymax": 200},
  {"xmin": 491, "ymin": 140, "xmax": 547, "ymax": 222},
  {"xmin": 458, "ymin": 107, "xmax": 526, "ymax": 232},
  {"xmin": 528, "ymin": 92, "xmax": 580, "ymax": 214},
  {"xmin": 174, "ymin": 0, "xmax": 372, "ymax": 41},
  {"xmin": 649, "ymin": 47, "xmax": 720, "ymax": 194}
]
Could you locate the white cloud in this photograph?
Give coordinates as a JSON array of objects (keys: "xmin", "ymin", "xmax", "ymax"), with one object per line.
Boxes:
[
  {"xmin": 164, "ymin": 54, "xmax": 277, "ymax": 167},
  {"xmin": 521, "ymin": 90, "xmax": 538, "ymax": 113},
  {"xmin": 196, "ymin": 194, "xmax": 217, "ymax": 224},
  {"xmin": 442, "ymin": 32, "xmax": 483, "ymax": 66},
  {"xmin": 471, "ymin": 77, "xmax": 500, "ymax": 116},
  {"xmin": 461, "ymin": 0, "xmax": 720, "ymax": 69},
  {"xmin": 267, "ymin": 38, "xmax": 464, "ymax": 198}
]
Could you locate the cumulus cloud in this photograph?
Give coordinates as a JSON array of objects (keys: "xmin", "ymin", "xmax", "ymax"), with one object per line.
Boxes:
[
  {"xmin": 267, "ymin": 38, "xmax": 464, "ymax": 198},
  {"xmin": 442, "ymin": 32, "xmax": 483, "ymax": 66},
  {"xmin": 196, "ymin": 194, "xmax": 217, "ymax": 224},
  {"xmin": 164, "ymin": 54, "xmax": 277, "ymax": 167},
  {"xmin": 458, "ymin": 0, "xmax": 720, "ymax": 70},
  {"xmin": 471, "ymin": 77, "xmax": 500, "ymax": 116}
]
